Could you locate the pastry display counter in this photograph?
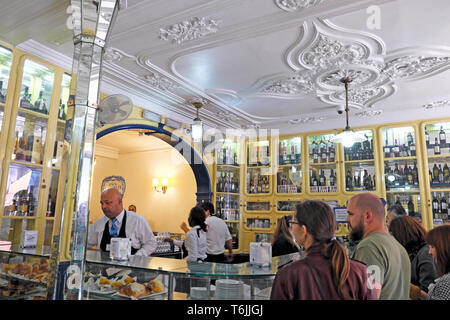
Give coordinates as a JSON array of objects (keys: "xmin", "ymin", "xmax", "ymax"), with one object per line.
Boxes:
[
  {"xmin": 0, "ymin": 245, "xmax": 50, "ymax": 300},
  {"xmin": 82, "ymin": 250, "xmax": 300, "ymax": 300}
]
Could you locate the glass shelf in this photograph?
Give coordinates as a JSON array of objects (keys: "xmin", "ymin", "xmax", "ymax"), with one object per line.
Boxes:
[
  {"xmin": 382, "ymin": 126, "xmax": 417, "ymax": 158},
  {"xmin": 308, "ymin": 134, "xmax": 337, "ymax": 194},
  {"xmin": 216, "ymin": 166, "xmax": 239, "ymax": 194},
  {"xmin": 12, "ymin": 110, "xmax": 48, "ymax": 165},
  {"xmin": 384, "ymin": 158, "xmax": 419, "ymax": 191},
  {"xmin": 278, "ymin": 136, "xmax": 301, "ymax": 166},
  {"xmin": 345, "ymin": 161, "xmax": 376, "ymax": 192},
  {"xmin": 246, "ymin": 218, "xmax": 271, "ymax": 230},
  {"xmin": 245, "ymin": 201, "xmax": 271, "ymax": 213},
  {"xmin": 276, "ymin": 165, "xmax": 301, "ymax": 194},
  {"xmin": 276, "ymin": 201, "xmax": 302, "ymax": 213},
  {"xmin": 18, "ymin": 60, "xmax": 54, "ymax": 116},
  {"xmin": 247, "ymin": 140, "xmax": 270, "ymax": 167},
  {"xmin": 217, "ymin": 139, "xmax": 240, "ymax": 166},
  {"xmin": 344, "ymin": 129, "xmax": 374, "ymax": 161},
  {"xmin": 3, "ymin": 162, "xmax": 41, "ymax": 217},
  {"xmin": 246, "ymin": 167, "xmax": 271, "ymax": 194}
]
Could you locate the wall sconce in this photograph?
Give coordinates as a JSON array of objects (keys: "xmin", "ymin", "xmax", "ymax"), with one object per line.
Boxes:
[{"xmin": 152, "ymin": 177, "xmax": 168, "ymax": 194}]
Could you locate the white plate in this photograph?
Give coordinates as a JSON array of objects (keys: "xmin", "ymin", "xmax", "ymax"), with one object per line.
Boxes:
[{"xmin": 86, "ymin": 288, "xmax": 116, "ymax": 295}]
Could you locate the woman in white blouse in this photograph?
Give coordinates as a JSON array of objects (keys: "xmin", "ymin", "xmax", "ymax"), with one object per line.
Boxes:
[{"xmin": 166, "ymin": 206, "xmax": 208, "ymax": 262}]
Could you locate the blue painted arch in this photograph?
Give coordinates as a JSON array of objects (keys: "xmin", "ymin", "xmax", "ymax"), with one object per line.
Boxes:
[{"xmin": 96, "ymin": 124, "xmax": 212, "ymax": 203}]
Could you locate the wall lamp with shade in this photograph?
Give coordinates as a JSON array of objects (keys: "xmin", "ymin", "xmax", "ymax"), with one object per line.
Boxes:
[
  {"xmin": 152, "ymin": 177, "xmax": 168, "ymax": 194},
  {"xmin": 330, "ymin": 77, "xmax": 367, "ymax": 148}
]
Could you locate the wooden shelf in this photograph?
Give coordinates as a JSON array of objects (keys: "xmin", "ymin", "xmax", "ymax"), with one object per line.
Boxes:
[
  {"xmin": 1, "ymin": 216, "xmax": 37, "ymax": 219},
  {"xmin": 386, "ymin": 189, "xmax": 420, "ymax": 193},
  {"xmin": 344, "ymin": 159, "xmax": 375, "ymax": 164},
  {"xmin": 383, "ymin": 156, "xmax": 416, "ymax": 161},
  {"xmin": 309, "ymin": 161, "xmax": 336, "ymax": 166},
  {"xmin": 277, "ymin": 163, "xmax": 301, "ymax": 168},
  {"xmin": 215, "ymin": 192, "xmax": 240, "ymax": 196},
  {"xmin": 17, "ymin": 106, "xmax": 49, "ymax": 119},
  {"xmin": 10, "ymin": 160, "xmax": 43, "ymax": 168}
]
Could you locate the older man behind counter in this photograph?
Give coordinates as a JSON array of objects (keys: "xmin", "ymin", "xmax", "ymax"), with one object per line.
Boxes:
[{"xmin": 87, "ymin": 188, "xmax": 157, "ymax": 256}]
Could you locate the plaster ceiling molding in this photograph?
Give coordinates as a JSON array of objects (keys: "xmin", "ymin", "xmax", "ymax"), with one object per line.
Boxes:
[
  {"xmin": 204, "ymin": 88, "xmax": 242, "ymax": 106},
  {"xmin": 320, "ymin": 83, "xmax": 396, "ymax": 109},
  {"xmin": 353, "ymin": 109, "xmax": 383, "ymax": 118},
  {"xmin": 216, "ymin": 111, "xmax": 240, "ymax": 123},
  {"xmin": 288, "ymin": 115, "xmax": 325, "ymax": 125},
  {"xmin": 140, "ymin": 72, "xmax": 179, "ymax": 92},
  {"xmin": 275, "ymin": 0, "xmax": 325, "ymax": 12},
  {"xmin": 103, "ymin": 46, "xmax": 136, "ymax": 63},
  {"xmin": 159, "ymin": 17, "xmax": 220, "ymax": 45},
  {"xmin": 382, "ymin": 55, "xmax": 450, "ymax": 82},
  {"xmin": 259, "ymin": 72, "xmax": 315, "ymax": 97},
  {"xmin": 422, "ymin": 99, "xmax": 450, "ymax": 109}
]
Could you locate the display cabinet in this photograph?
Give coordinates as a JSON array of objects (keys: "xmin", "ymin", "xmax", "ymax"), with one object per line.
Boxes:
[
  {"xmin": 82, "ymin": 249, "xmax": 299, "ymax": 300},
  {"xmin": 245, "ymin": 139, "xmax": 272, "ymax": 195},
  {"xmin": 307, "ymin": 133, "xmax": 338, "ymax": 194},
  {"xmin": 276, "ymin": 136, "xmax": 302, "ymax": 195},
  {"xmin": 342, "ymin": 129, "xmax": 377, "ymax": 193},
  {"xmin": 0, "ymin": 245, "xmax": 50, "ymax": 300},
  {"xmin": 0, "ymin": 54, "xmax": 70, "ymax": 249},
  {"xmin": 0, "ymin": 45, "xmax": 13, "ymax": 134},
  {"xmin": 214, "ymin": 138, "xmax": 242, "ymax": 251},
  {"xmin": 421, "ymin": 120, "xmax": 450, "ymax": 227},
  {"xmin": 380, "ymin": 125, "xmax": 425, "ymax": 225}
]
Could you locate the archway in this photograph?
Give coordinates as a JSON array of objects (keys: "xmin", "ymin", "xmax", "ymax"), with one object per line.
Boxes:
[{"xmin": 96, "ymin": 124, "xmax": 212, "ymax": 203}]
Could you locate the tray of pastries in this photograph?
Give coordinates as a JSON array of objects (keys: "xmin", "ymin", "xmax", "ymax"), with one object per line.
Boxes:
[
  {"xmin": 83, "ymin": 270, "xmax": 165, "ymax": 300},
  {"xmin": 0, "ymin": 259, "xmax": 49, "ymax": 284}
]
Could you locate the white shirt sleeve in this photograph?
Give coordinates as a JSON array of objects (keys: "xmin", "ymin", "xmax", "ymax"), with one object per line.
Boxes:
[
  {"xmin": 185, "ymin": 228, "xmax": 199, "ymax": 261},
  {"xmin": 133, "ymin": 215, "xmax": 157, "ymax": 256}
]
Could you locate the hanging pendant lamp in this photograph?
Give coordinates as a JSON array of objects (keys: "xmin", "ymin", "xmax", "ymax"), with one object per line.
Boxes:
[
  {"xmin": 191, "ymin": 101, "xmax": 203, "ymax": 142},
  {"xmin": 330, "ymin": 77, "xmax": 366, "ymax": 148}
]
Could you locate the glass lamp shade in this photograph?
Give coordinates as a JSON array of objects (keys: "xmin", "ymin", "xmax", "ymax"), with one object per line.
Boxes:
[
  {"xmin": 330, "ymin": 129, "xmax": 366, "ymax": 148},
  {"xmin": 191, "ymin": 118, "xmax": 203, "ymax": 142}
]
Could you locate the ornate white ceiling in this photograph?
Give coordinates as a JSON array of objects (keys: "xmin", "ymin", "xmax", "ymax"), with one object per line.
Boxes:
[{"xmin": 2, "ymin": 0, "xmax": 450, "ymax": 134}]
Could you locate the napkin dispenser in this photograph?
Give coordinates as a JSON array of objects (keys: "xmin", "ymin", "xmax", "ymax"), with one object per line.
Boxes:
[
  {"xmin": 109, "ymin": 238, "xmax": 132, "ymax": 261},
  {"xmin": 249, "ymin": 242, "xmax": 272, "ymax": 267}
]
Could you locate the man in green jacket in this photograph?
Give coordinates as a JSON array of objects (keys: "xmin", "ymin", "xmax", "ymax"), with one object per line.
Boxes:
[{"xmin": 347, "ymin": 193, "xmax": 411, "ymax": 300}]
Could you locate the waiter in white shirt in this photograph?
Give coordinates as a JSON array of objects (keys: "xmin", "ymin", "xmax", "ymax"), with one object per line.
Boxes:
[
  {"xmin": 200, "ymin": 202, "xmax": 233, "ymax": 263},
  {"xmin": 87, "ymin": 188, "xmax": 157, "ymax": 256}
]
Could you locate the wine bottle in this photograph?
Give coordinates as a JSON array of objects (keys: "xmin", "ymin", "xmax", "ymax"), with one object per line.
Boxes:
[
  {"xmin": 438, "ymin": 164, "xmax": 444, "ymax": 184},
  {"xmin": 329, "ymin": 169, "xmax": 336, "ymax": 186},
  {"xmin": 393, "ymin": 139, "xmax": 400, "ymax": 157},
  {"xmin": 319, "ymin": 170, "xmax": 326, "ymax": 186},
  {"xmin": 20, "ymin": 86, "xmax": 32, "ymax": 109},
  {"xmin": 346, "ymin": 170, "xmax": 353, "ymax": 190},
  {"xmin": 409, "ymin": 140, "xmax": 416, "ymax": 157},
  {"xmin": 432, "ymin": 192, "xmax": 439, "ymax": 216},
  {"xmin": 407, "ymin": 132, "xmax": 413, "ymax": 146},
  {"xmin": 27, "ymin": 186, "xmax": 34, "ymax": 216},
  {"xmin": 443, "ymin": 163, "xmax": 450, "ymax": 184},
  {"xmin": 384, "ymin": 139, "xmax": 391, "ymax": 158},
  {"xmin": 440, "ymin": 192, "xmax": 447, "ymax": 216},
  {"xmin": 424, "ymin": 127, "xmax": 429, "ymax": 148},
  {"xmin": 413, "ymin": 163, "xmax": 419, "ymax": 186},
  {"xmin": 439, "ymin": 126, "xmax": 446, "ymax": 148},
  {"xmin": 433, "ymin": 163, "xmax": 439, "ymax": 183},
  {"xmin": 434, "ymin": 137, "xmax": 440, "ymax": 155}
]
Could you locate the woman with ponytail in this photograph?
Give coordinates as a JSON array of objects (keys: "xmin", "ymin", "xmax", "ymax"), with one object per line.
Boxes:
[{"xmin": 270, "ymin": 200, "xmax": 377, "ymax": 300}]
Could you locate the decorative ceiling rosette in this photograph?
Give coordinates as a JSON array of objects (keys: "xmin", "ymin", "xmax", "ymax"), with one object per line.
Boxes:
[
  {"xmin": 383, "ymin": 55, "xmax": 450, "ymax": 81},
  {"xmin": 275, "ymin": 0, "xmax": 325, "ymax": 12},
  {"xmin": 159, "ymin": 17, "xmax": 220, "ymax": 44}
]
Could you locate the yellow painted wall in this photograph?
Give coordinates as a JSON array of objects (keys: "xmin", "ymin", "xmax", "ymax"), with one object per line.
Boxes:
[{"xmin": 89, "ymin": 143, "xmax": 198, "ymax": 233}]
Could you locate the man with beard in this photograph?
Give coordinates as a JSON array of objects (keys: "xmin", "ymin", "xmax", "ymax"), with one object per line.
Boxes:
[{"xmin": 346, "ymin": 193, "xmax": 411, "ymax": 300}]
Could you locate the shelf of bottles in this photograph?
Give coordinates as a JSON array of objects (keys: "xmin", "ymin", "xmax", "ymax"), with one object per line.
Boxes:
[
  {"xmin": 386, "ymin": 193, "xmax": 422, "ymax": 221},
  {"xmin": 246, "ymin": 140, "xmax": 271, "ymax": 195},
  {"xmin": 424, "ymin": 122, "xmax": 450, "ymax": 225},
  {"xmin": 382, "ymin": 127, "xmax": 420, "ymax": 192},
  {"xmin": 344, "ymin": 130, "xmax": 376, "ymax": 192},
  {"xmin": 308, "ymin": 134, "xmax": 337, "ymax": 193},
  {"xmin": 276, "ymin": 200, "xmax": 302, "ymax": 213},
  {"xmin": 245, "ymin": 218, "xmax": 271, "ymax": 230},
  {"xmin": 215, "ymin": 194, "xmax": 239, "ymax": 221},
  {"xmin": 277, "ymin": 136, "xmax": 301, "ymax": 194},
  {"xmin": 0, "ymin": 45, "xmax": 13, "ymax": 132}
]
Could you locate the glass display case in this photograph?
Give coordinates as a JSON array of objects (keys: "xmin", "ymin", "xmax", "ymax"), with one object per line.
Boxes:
[
  {"xmin": 382, "ymin": 126, "xmax": 423, "ymax": 221},
  {"xmin": 423, "ymin": 121, "xmax": 450, "ymax": 226},
  {"xmin": 307, "ymin": 134, "xmax": 337, "ymax": 193},
  {"xmin": 343, "ymin": 130, "xmax": 376, "ymax": 192},
  {"xmin": 246, "ymin": 139, "xmax": 271, "ymax": 195},
  {"xmin": 0, "ymin": 246, "xmax": 50, "ymax": 300},
  {"xmin": 0, "ymin": 45, "xmax": 13, "ymax": 132},
  {"xmin": 276, "ymin": 200, "xmax": 302, "ymax": 213},
  {"xmin": 245, "ymin": 200, "xmax": 271, "ymax": 213},
  {"xmin": 81, "ymin": 250, "xmax": 299, "ymax": 300},
  {"xmin": 214, "ymin": 138, "xmax": 241, "ymax": 250},
  {"xmin": 277, "ymin": 136, "xmax": 302, "ymax": 194}
]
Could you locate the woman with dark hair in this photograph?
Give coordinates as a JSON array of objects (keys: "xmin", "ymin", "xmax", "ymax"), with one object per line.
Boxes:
[
  {"xmin": 389, "ymin": 216, "xmax": 438, "ymax": 298},
  {"xmin": 272, "ymin": 215, "xmax": 299, "ymax": 257},
  {"xmin": 425, "ymin": 225, "xmax": 450, "ymax": 300},
  {"xmin": 270, "ymin": 200, "xmax": 376, "ymax": 300},
  {"xmin": 166, "ymin": 206, "xmax": 208, "ymax": 262}
]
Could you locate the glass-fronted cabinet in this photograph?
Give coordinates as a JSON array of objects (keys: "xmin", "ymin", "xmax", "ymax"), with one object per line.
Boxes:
[
  {"xmin": 307, "ymin": 134, "xmax": 337, "ymax": 194},
  {"xmin": 214, "ymin": 138, "xmax": 241, "ymax": 250},
  {"xmin": 275, "ymin": 200, "xmax": 302, "ymax": 214},
  {"xmin": 246, "ymin": 139, "xmax": 271, "ymax": 195},
  {"xmin": 0, "ymin": 45, "xmax": 13, "ymax": 132},
  {"xmin": 0, "ymin": 56, "xmax": 70, "ymax": 249},
  {"xmin": 343, "ymin": 130, "xmax": 376, "ymax": 193},
  {"xmin": 277, "ymin": 136, "xmax": 302, "ymax": 194},
  {"xmin": 422, "ymin": 121, "xmax": 450, "ymax": 226},
  {"xmin": 381, "ymin": 126, "xmax": 423, "ymax": 223}
]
